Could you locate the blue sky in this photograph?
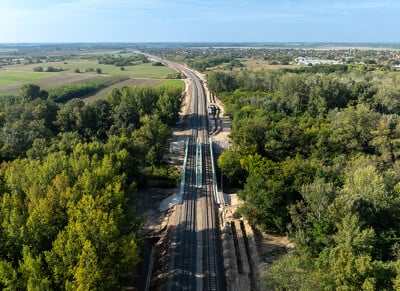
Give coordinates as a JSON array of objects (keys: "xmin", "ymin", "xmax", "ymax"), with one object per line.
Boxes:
[{"xmin": 0, "ymin": 0, "xmax": 399, "ymax": 43}]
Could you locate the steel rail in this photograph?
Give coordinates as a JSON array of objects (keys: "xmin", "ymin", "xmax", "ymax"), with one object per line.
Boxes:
[{"xmin": 147, "ymin": 53, "xmax": 226, "ymax": 291}]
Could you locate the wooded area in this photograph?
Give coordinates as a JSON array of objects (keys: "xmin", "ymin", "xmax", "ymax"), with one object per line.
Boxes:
[
  {"xmin": 0, "ymin": 83, "xmax": 183, "ymax": 289},
  {"xmin": 209, "ymin": 66, "xmax": 400, "ymax": 289}
]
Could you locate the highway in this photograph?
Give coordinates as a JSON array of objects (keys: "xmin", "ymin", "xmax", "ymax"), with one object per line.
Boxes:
[{"xmin": 143, "ymin": 53, "xmax": 226, "ymax": 290}]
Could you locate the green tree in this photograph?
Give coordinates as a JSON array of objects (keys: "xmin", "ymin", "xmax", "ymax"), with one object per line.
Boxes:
[
  {"xmin": 330, "ymin": 104, "xmax": 381, "ymax": 153},
  {"xmin": 0, "ymin": 193, "xmax": 26, "ymax": 261},
  {"xmin": 217, "ymin": 149, "xmax": 245, "ymax": 185},
  {"xmin": 317, "ymin": 215, "xmax": 377, "ymax": 290},
  {"xmin": 33, "ymin": 66, "xmax": 44, "ymax": 72},
  {"xmin": 370, "ymin": 115, "xmax": 400, "ymax": 163},
  {"xmin": 289, "ymin": 179, "xmax": 336, "ymax": 250},
  {"xmin": 155, "ymin": 88, "xmax": 183, "ymax": 126},
  {"xmin": 19, "ymin": 246, "xmax": 52, "ymax": 291},
  {"xmin": 20, "ymin": 84, "xmax": 48, "ymax": 101},
  {"xmin": 279, "ymin": 73, "xmax": 310, "ymax": 113},
  {"xmin": 0, "ymin": 260, "xmax": 18, "ymax": 290},
  {"xmin": 206, "ymin": 71, "xmax": 238, "ymax": 94},
  {"xmin": 55, "ymin": 99, "xmax": 85, "ymax": 133},
  {"xmin": 21, "ymin": 99, "xmax": 59, "ymax": 132},
  {"xmin": 263, "ymin": 249, "xmax": 321, "ymax": 290},
  {"xmin": 66, "ymin": 240, "xmax": 102, "ymax": 291},
  {"xmin": 132, "ymin": 115, "xmax": 172, "ymax": 167}
]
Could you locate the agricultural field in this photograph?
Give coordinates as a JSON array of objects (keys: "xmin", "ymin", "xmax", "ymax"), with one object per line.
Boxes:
[
  {"xmin": 0, "ymin": 71, "xmax": 55, "ymax": 86},
  {"xmin": 0, "ymin": 73, "xmax": 100, "ymax": 95},
  {"xmin": 0, "ymin": 55, "xmax": 179, "ymax": 96},
  {"xmin": 30, "ymin": 59, "xmax": 178, "ymax": 78}
]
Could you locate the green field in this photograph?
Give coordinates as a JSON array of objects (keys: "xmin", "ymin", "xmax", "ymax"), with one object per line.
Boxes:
[
  {"xmin": 0, "ymin": 71, "xmax": 56, "ymax": 86},
  {"xmin": 158, "ymin": 79, "xmax": 185, "ymax": 90},
  {"xmin": 0, "ymin": 56, "xmax": 182, "ymax": 97},
  {"xmin": 55, "ymin": 59, "xmax": 177, "ymax": 78},
  {"xmin": 0, "ymin": 59, "xmax": 178, "ymax": 87}
]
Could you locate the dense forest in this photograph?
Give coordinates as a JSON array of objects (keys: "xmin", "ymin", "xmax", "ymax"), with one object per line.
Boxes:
[
  {"xmin": 209, "ymin": 66, "xmax": 400, "ymax": 289},
  {"xmin": 0, "ymin": 83, "xmax": 183, "ymax": 289}
]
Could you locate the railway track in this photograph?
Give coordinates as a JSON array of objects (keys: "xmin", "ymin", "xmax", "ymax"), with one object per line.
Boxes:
[{"xmin": 152, "ymin": 55, "xmax": 225, "ymax": 290}]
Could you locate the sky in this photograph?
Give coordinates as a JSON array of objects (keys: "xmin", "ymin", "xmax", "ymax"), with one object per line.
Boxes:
[{"xmin": 0, "ymin": 0, "xmax": 399, "ymax": 43}]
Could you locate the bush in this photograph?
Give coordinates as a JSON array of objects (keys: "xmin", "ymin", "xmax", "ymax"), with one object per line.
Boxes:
[
  {"xmin": 46, "ymin": 66, "xmax": 63, "ymax": 72},
  {"xmin": 152, "ymin": 62, "xmax": 164, "ymax": 66},
  {"xmin": 33, "ymin": 66, "xmax": 44, "ymax": 72}
]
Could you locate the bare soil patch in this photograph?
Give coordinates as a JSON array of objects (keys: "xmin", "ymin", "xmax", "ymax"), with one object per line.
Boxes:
[
  {"xmin": 136, "ymin": 188, "xmax": 177, "ymax": 236},
  {"xmin": 254, "ymin": 228, "xmax": 294, "ymax": 265}
]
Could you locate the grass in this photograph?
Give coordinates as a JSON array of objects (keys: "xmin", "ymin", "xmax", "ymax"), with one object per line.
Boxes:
[
  {"xmin": 158, "ymin": 79, "xmax": 185, "ymax": 90},
  {"xmin": 42, "ymin": 59, "xmax": 177, "ymax": 78},
  {"xmin": 0, "ymin": 59, "xmax": 178, "ymax": 87},
  {"xmin": 0, "ymin": 56, "xmax": 183, "ymax": 102},
  {"xmin": 0, "ymin": 74, "xmax": 100, "ymax": 95},
  {"xmin": 0, "ymin": 71, "xmax": 55, "ymax": 86}
]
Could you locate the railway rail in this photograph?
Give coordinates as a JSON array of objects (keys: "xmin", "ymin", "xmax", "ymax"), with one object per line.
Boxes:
[{"xmin": 148, "ymin": 54, "xmax": 226, "ymax": 290}]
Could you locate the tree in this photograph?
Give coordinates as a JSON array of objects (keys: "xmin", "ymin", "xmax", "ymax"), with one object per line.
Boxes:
[
  {"xmin": 66, "ymin": 241, "xmax": 102, "ymax": 291},
  {"xmin": 0, "ymin": 193, "xmax": 26, "ymax": 261},
  {"xmin": 231, "ymin": 114, "xmax": 269, "ymax": 156},
  {"xmin": 132, "ymin": 115, "xmax": 172, "ymax": 167},
  {"xmin": 54, "ymin": 98, "xmax": 85, "ymax": 133},
  {"xmin": 155, "ymin": 88, "xmax": 183, "ymax": 126},
  {"xmin": 370, "ymin": 115, "xmax": 400, "ymax": 163},
  {"xmin": 87, "ymin": 99, "xmax": 112, "ymax": 139},
  {"xmin": 263, "ymin": 249, "xmax": 321, "ymax": 290},
  {"xmin": 317, "ymin": 215, "xmax": 377, "ymax": 290},
  {"xmin": 217, "ymin": 149, "xmax": 245, "ymax": 185},
  {"xmin": 206, "ymin": 71, "xmax": 238, "ymax": 94},
  {"xmin": 21, "ymin": 99, "xmax": 59, "ymax": 132},
  {"xmin": 279, "ymin": 73, "xmax": 310, "ymax": 113},
  {"xmin": 19, "ymin": 84, "xmax": 48, "ymax": 101},
  {"xmin": 238, "ymin": 155, "xmax": 315, "ymax": 231},
  {"xmin": 337, "ymin": 163, "xmax": 390, "ymax": 216},
  {"xmin": 0, "ymin": 260, "xmax": 18, "ymax": 290},
  {"xmin": 19, "ymin": 246, "xmax": 52, "ymax": 291},
  {"xmin": 33, "ymin": 66, "xmax": 44, "ymax": 72},
  {"xmin": 330, "ymin": 104, "xmax": 381, "ymax": 153},
  {"xmin": 289, "ymin": 179, "xmax": 336, "ymax": 250}
]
